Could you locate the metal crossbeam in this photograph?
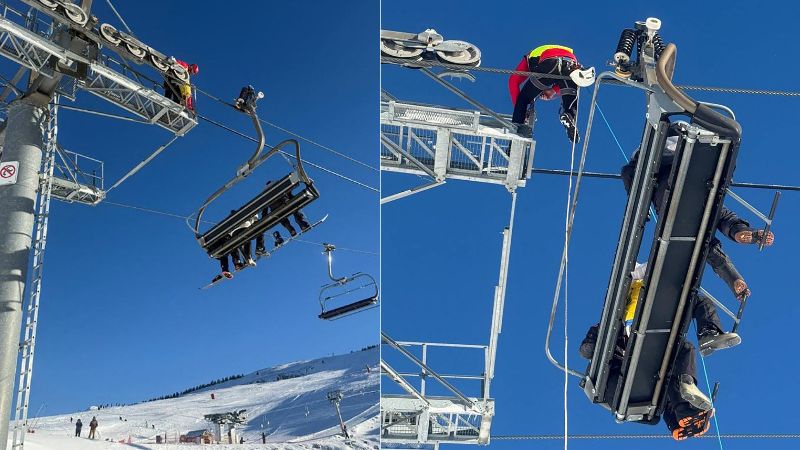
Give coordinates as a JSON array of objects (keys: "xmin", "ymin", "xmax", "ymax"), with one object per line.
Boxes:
[
  {"xmin": 81, "ymin": 62, "xmax": 196, "ymax": 135},
  {"xmin": 381, "ymin": 100, "xmax": 533, "ymax": 192},
  {"xmin": 0, "ymin": 7, "xmax": 196, "ymax": 135}
]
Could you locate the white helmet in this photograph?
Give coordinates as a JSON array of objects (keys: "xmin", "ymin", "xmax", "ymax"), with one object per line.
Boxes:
[{"xmin": 570, "ymin": 66, "xmax": 596, "ymax": 87}]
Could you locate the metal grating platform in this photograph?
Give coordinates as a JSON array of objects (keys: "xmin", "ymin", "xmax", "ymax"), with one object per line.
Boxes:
[{"xmin": 381, "ymin": 101, "xmax": 534, "ymax": 192}]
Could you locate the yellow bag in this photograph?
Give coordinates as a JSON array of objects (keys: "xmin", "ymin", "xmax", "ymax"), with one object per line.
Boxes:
[
  {"xmin": 625, "ymin": 279, "xmax": 643, "ymax": 322},
  {"xmin": 180, "ymin": 84, "xmax": 192, "ymax": 98}
]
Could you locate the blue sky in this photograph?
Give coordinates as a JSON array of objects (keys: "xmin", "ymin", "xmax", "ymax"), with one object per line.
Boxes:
[
  {"xmin": 7, "ymin": 0, "xmax": 378, "ymax": 414},
  {"xmin": 381, "ymin": 1, "xmax": 800, "ymax": 449}
]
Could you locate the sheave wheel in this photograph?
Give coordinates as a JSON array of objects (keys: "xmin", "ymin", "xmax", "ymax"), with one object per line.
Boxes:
[
  {"xmin": 99, "ymin": 23, "xmax": 122, "ymax": 45},
  {"xmin": 63, "ymin": 3, "xmax": 89, "ymax": 26},
  {"xmin": 435, "ymin": 40, "xmax": 481, "ymax": 67}
]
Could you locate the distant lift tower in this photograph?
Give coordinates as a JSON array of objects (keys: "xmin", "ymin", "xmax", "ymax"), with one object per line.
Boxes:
[{"xmin": 0, "ymin": 1, "xmax": 197, "ymax": 449}]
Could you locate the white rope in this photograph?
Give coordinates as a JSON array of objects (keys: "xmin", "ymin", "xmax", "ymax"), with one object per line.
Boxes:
[{"xmin": 561, "ymin": 88, "xmax": 581, "ymax": 450}]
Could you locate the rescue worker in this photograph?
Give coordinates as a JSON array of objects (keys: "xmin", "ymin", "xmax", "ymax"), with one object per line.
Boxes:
[
  {"xmin": 235, "ymin": 85, "xmax": 263, "ymax": 112},
  {"xmin": 163, "ymin": 59, "xmax": 199, "ymax": 111},
  {"xmin": 508, "ymin": 44, "xmax": 582, "ymax": 142},
  {"xmin": 255, "ymin": 181, "xmax": 311, "ymax": 256},
  {"xmin": 88, "ymin": 417, "xmax": 98, "ymax": 440}
]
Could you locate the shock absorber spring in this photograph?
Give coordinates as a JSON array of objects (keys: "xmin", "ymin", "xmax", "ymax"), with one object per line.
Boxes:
[
  {"xmin": 614, "ymin": 29, "xmax": 638, "ymax": 64},
  {"xmin": 652, "ymin": 32, "xmax": 666, "ymax": 60}
]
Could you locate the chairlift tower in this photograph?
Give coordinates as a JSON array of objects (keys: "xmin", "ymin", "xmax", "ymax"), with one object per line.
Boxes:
[
  {"xmin": 380, "ymin": 38, "xmax": 523, "ymax": 446},
  {"xmin": 0, "ymin": 1, "xmax": 197, "ymax": 448},
  {"xmin": 326, "ymin": 390, "xmax": 349, "ymax": 439}
]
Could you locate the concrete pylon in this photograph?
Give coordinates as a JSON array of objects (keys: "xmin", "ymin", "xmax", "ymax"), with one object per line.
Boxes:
[{"xmin": 0, "ymin": 95, "xmax": 48, "ymax": 449}]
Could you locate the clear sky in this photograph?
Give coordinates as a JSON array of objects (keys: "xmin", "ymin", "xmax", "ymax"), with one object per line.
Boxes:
[
  {"xmin": 7, "ymin": 0, "xmax": 379, "ymax": 415},
  {"xmin": 381, "ymin": 1, "xmax": 800, "ymax": 449}
]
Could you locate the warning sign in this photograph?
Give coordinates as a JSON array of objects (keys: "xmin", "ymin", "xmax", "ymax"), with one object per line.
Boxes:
[{"xmin": 0, "ymin": 161, "xmax": 19, "ymax": 186}]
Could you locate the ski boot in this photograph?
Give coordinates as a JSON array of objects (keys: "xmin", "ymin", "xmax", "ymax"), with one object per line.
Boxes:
[
  {"xmin": 245, "ymin": 257, "xmax": 257, "ymax": 267},
  {"xmin": 514, "ymin": 123, "xmax": 532, "ymax": 139},
  {"xmin": 297, "ymin": 216, "xmax": 312, "ymax": 232},
  {"xmin": 579, "ymin": 325, "xmax": 599, "ymax": 360},
  {"xmin": 255, "ymin": 245, "xmax": 269, "ymax": 257},
  {"xmin": 286, "ymin": 225, "xmax": 298, "ymax": 237},
  {"xmin": 560, "ymin": 112, "xmax": 579, "ymax": 143},
  {"xmin": 273, "ymin": 231, "xmax": 285, "ymax": 247},
  {"xmin": 698, "ymin": 328, "xmax": 741, "ymax": 356},
  {"xmin": 677, "ymin": 375, "xmax": 713, "ymax": 411},
  {"xmin": 672, "ymin": 408, "xmax": 713, "ymax": 440}
]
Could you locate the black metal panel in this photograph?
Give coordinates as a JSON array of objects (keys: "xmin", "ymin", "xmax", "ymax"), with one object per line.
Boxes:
[
  {"xmin": 609, "ymin": 133, "xmax": 740, "ymax": 422},
  {"xmin": 585, "ymin": 119, "xmax": 669, "ymax": 404},
  {"xmin": 199, "ymin": 172, "xmax": 299, "ymax": 246},
  {"xmin": 197, "ymin": 171, "xmax": 320, "ymax": 259},
  {"xmin": 319, "ymin": 297, "xmax": 379, "ymax": 320}
]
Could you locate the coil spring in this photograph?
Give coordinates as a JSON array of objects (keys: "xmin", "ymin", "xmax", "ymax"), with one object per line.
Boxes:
[
  {"xmin": 615, "ymin": 29, "xmax": 637, "ymax": 60},
  {"xmin": 652, "ymin": 32, "xmax": 666, "ymax": 60}
]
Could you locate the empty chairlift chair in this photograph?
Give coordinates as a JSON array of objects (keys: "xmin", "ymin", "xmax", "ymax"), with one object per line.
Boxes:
[
  {"xmin": 582, "ymin": 20, "xmax": 743, "ymax": 424},
  {"xmin": 318, "ymin": 244, "xmax": 379, "ymax": 320},
  {"xmin": 190, "ymin": 86, "xmax": 320, "ymax": 261}
]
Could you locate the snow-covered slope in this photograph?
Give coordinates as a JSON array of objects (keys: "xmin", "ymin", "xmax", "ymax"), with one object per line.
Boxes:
[{"xmin": 10, "ymin": 347, "xmax": 379, "ymax": 449}]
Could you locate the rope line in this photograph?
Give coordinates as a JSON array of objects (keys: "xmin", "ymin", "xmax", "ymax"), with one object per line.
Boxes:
[
  {"xmin": 380, "ymin": 56, "xmax": 572, "ymax": 79},
  {"xmin": 596, "ymin": 103, "xmax": 657, "ymax": 221},
  {"xmin": 561, "ymin": 89, "xmax": 581, "ymax": 450},
  {"xmin": 196, "ymin": 114, "xmax": 378, "ymax": 193},
  {"xmin": 382, "ymin": 57, "xmax": 800, "ymax": 98},
  {"xmin": 193, "ymin": 87, "xmax": 377, "ymax": 172},
  {"xmin": 493, "ymin": 434, "xmax": 800, "ymax": 440}
]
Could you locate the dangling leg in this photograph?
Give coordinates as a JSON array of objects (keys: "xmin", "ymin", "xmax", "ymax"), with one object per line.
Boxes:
[
  {"xmin": 511, "ymin": 80, "xmax": 542, "ymax": 138},
  {"xmin": 294, "ymin": 210, "xmax": 311, "ymax": 231},
  {"xmin": 280, "ymin": 217, "xmax": 297, "ymax": 237},
  {"xmin": 242, "ymin": 240, "xmax": 256, "ymax": 266},
  {"xmin": 694, "ymin": 292, "xmax": 741, "ymax": 356},
  {"xmin": 556, "ymin": 77, "xmax": 580, "ymax": 143}
]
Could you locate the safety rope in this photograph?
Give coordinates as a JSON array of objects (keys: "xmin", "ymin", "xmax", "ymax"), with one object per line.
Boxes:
[
  {"xmin": 697, "ymin": 324, "xmax": 725, "ymax": 450},
  {"xmin": 193, "ymin": 87, "xmax": 377, "ymax": 172},
  {"xmin": 595, "ymin": 103, "xmax": 656, "ymax": 220},
  {"xmin": 561, "ymin": 89, "xmax": 581, "ymax": 450}
]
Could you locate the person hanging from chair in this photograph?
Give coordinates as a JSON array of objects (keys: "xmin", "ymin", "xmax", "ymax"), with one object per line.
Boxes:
[
  {"xmin": 210, "ymin": 210, "xmax": 258, "ymax": 284},
  {"xmin": 163, "ymin": 58, "xmax": 199, "ymax": 112},
  {"xmin": 621, "ymin": 122, "xmax": 776, "ymax": 251},
  {"xmin": 508, "ymin": 44, "xmax": 594, "ymax": 142},
  {"xmin": 578, "ymin": 263, "xmax": 722, "ymax": 440},
  {"xmin": 255, "ymin": 180, "xmax": 312, "ymax": 256}
]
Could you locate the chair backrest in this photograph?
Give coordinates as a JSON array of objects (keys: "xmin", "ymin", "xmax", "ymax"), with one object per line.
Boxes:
[{"xmin": 197, "ymin": 172, "xmax": 319, "ymax": 259}]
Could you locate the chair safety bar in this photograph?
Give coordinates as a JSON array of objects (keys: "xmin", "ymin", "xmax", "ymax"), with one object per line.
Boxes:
[{"xmin": 583, "ymin": 42, "xmax": 742, "ymax": 423}]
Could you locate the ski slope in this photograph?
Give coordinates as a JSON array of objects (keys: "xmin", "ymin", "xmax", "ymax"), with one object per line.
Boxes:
[{"xmin": 9, "ymin": 347, "xmax": 379, "ymax": 449}]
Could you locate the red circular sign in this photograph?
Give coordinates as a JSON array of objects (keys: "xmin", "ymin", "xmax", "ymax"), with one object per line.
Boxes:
[{"xmin": 0, "ymin": 164, "xmax": 16, "ymax": 179}]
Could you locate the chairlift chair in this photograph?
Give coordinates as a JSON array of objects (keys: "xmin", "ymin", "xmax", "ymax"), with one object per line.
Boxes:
[
  {"xmin": 581, "ymin": 21, "xmax": 743, "ymax": 424},
  {"xmin": 318, "ymin": 244, "xmax": 379, "ymax": 320},
  {"xmin": 188, "ymin": 86, "xmax": 320, "ymax": 260}
]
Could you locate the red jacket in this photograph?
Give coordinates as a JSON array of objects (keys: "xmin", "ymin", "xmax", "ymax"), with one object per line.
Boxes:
[
  {"xmin": 508, "ymin": 57, "xmax": 562, "ymax": 105},
  {"xmin": 509, "ymin": 45, "xmax": 577, "ymax": 105}
]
